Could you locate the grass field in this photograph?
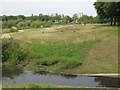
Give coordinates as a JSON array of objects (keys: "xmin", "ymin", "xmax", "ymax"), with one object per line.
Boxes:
[{"xmin": 4, "ymin": 24, "xmax": 118, "ymax": 74}]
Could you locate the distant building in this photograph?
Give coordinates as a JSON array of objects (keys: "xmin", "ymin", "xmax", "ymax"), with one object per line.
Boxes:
[
  {"xmin": 47, "ymin": 13, "xmax": 50, "ymax": 16},
  {"xmin": 77, "ymin": 12, "xmax": 83, "ymax": 18},
  {"xmin": 51, "ymin": 13, "xmax": 58, "ymax": 17},
  {"xmin": 61, "ymin": 14, "xmax": 64, "ymax": 18}
]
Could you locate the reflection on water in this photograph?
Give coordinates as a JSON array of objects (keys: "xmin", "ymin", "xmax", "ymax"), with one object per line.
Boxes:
[
  {"xmin": 2, "ymin": 67, "xmax": 23, "ymax": 79},
  {"xmin": 2, "ymin": 68, "xmax": 118, "ymax": 88},
  {"xmin": 33, "ymin": 71, "xmax": 77, "ymax": 79},
  {"xmin": 95, "ymin": 76, "xmax": 118, "ymax": 87}
]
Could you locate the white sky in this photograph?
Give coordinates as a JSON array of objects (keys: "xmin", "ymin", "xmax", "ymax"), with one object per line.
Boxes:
[{"xmin": 0, "ymin": 0, "xmax": 97, "ymax": 16}]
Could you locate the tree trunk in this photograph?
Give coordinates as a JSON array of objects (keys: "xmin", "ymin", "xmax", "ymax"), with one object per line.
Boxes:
[
  {"xmin": 118, "ymin": 17, "xmax": 120, "ymax": 26},
  {"xmin": 114, "ymin": 18, "xmax": 116, "ymax": 26},
  {"xmin": 110, "ymin": 18, "xmax": 113, "ymax": 25}
]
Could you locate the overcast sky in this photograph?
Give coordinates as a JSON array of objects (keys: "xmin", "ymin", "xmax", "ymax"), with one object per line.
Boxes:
[{"xmin": 0, "ymin": 0, "xmax": 97, "ymax": 16}]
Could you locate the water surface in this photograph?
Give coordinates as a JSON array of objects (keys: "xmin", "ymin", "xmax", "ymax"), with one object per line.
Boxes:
[{"xmin": 2, "ymin": 68, "xmax": 118, "ymax": 88}]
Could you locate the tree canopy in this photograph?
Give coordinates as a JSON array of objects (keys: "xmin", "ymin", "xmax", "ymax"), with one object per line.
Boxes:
[{"xmin": 94, "ymin": 1, "xmax": 120, "ymax": 25}]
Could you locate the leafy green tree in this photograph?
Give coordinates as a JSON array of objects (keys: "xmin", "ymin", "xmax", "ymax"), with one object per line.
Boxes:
[
  {"xmin": 72, "ymin": 14, "xmax": 79, "ymax": 23},
  {"xmin": 117, "ymin": 2, "xmax": 120, "ymax": 25},
  {"xmin": 44, "ymin": 21, "xmax": 53, "ymax": 27},
  {"xmin": 2, "ymin": 15, "xmax": 8, "ymax": 21},
  {"xmin": 31, "ymin": 20, "xmax": 44, "ymax": 28},
  {"xmin": 2, "ymin": 20, "xmax": 17, "ymax": 28},
  {"xmin": 17, "ymin": 15, "xmax": 25, "ymax": 20},
  {"xmin": 80, "ymin": 15, "xmax": 94, "ymax": 24},
  {"xmin": 62, "ymin": 16, "xmax": 72, "ymax": 24},
  {"xmin": 2, "ymin": 38, "xmax": 28, "ymax": 67},
  {"xmin": 17, "ymin": 22, "xmax": 29, "ymax": 29},
  {"xmin": 31, "ymin": 15, "xmax": 39, "ymax": 21},
  {"xmin": 94, "ymin": 1, "xmax": 120, "ymax": 25},
  {"xmin": 93, "ymin": 15, "xmax": 100, "ymax": 23}
]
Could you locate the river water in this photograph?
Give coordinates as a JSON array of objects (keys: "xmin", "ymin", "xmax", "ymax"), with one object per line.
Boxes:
[{"xmin": 2, "ymin": 68, "xmax": 118, "ymax": 88}]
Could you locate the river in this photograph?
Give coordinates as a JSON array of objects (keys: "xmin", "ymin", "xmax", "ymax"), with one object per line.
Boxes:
[{"xmin": 2, "ymin": 68, "xmax": 118, "ymax": 88}]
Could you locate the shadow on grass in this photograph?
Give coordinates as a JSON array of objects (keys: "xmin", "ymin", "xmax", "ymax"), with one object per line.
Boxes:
[{"xmin": 94, "ymin": 24, "xmax": 119, "ymax": 27}]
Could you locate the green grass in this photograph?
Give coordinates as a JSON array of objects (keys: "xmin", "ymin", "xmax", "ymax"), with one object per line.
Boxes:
[
  {"xmin": 2, "ymin": 83, "xmax": 115, "ymax": 90},
  {"xmin": 25, "ymin": 40, "xmax": 99, "ymax": 72},
  {"xmin": 3, "ymin": 83, "xmax": 82, "ymax": 88}
]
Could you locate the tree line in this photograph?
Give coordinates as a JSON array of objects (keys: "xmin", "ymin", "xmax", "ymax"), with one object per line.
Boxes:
[
  {"xmin": 1, "ymin": 13, "xmax": 100, "ymax": 33},
  {"xmin": 2, "ymin": 1, "xmax": 120, "ymax": 33}
]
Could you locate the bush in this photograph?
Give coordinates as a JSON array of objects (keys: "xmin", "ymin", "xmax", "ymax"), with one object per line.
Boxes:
[
  {"xmin": 2, "ymin": 20, "xmax": 17, "ymax": 28},
  {"xmin": 2, "ymin": 38, "xmax": 28, "ymax": 65},
  {"xmin": 9, "ymin": 28, "xmax": 18, "ymax": 33},
  {"xmin": 31, "ymin": 20, "xmax": 44, "ymax": 28},
  {"xmin": 39, "ymin": 58, "xmax": 59, "ymax": 66},
  {"xmin": 65, "ymin": 59, "xmax": 81, "ymax": 69},
  {"xmin": 43, "ymin": 22, "xmax": 52, "ymax": 27},
  {"xmin": 17, "ymin": 22, "xmax": 29, "ymax": 29}
]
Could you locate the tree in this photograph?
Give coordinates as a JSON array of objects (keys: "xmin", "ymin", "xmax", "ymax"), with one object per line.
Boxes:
[
  {"xmin": 93, "ymin": 15, "xmax": 100, "ymax": 23},
  {"xmin": 80, "ymin": 15, "xmax": 94, "ymax": 24},
  {"xmin": 72, "ymin": 14, "xmax": 79, "ymax": 23},
  {"xmin": 62, "ymin": 16, "xmax": 72, "ymax": 24},
  {"xmin": 31, "ymin": 15, "xmax": 39, "ymax": 21},
  {"xmin": 117, "ymin": 2, "xmax": 120, "ymax": 25},
  {"xmin": 31, "ymin": 20, "xmax": 44, "ymax": 28},
  {"xmin": 17, "ymin": 15, "xmax": 25, "ymax": 20},
  {"xmin": 2, "ymin": 15, "xmax": 8, "ymax": 21},
  {"xmin": 94, "ymin": 1, "xmax": 120, "ymax": 25},
  {"xmin": 44, "ymin": 21, "xmax": 53, "ymax": 27},
  {"xmin": 2, "ymin": 20, "xmax": 17, "ymax": 28},
  {"xmin": 17, "ymin": 22, "xmax": 29, "ymax": 29}
]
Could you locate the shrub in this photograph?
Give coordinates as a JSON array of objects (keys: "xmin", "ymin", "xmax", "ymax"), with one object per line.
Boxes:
[
  {"xmin": 39, "ymin": 58, "xmax": 59, "ymax": 66},
  {"xmin": 9, "ymin": 28, "xmax": 18, "ymax": 33},
  {"xmin": 17, "ymin": 22, "xmax": 29, "ymax": 29},
  {"xmin": 31, "ymin": 20, "xmax": 44, "ymax": 28},
  {"xmin": 44, "ymin": 22, "xmax": 52, "ymax": 27},
  {"xmin": 65, "ymin": 59, "xmax": 81, "ymax": 69},
  {"xmin": 2, "ymin": 38, "xmax": 28, "ymax": 65},
  {"xmin": 2, "ymin": 20, "xmax": 17, "ymax": 28}
]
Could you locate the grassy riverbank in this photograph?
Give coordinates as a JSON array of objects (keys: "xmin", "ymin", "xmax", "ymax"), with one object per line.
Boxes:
[
  {"xmin": 2, "ymin": 83, "xmax": 80, "ymax": 88},
  {"xmin": 2, "ymin": 24, "xmax": 118, "ymax": 74},
  {"xmin": 2, "ymin": 84, "xmax": 116, "ymax": 90}
]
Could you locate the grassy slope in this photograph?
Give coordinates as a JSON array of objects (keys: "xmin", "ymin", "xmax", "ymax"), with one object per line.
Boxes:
[
  {"xmin": 65, "ymin": 25, "xmax": 118, "ymax": 74},
  {"xmin": 9, "ymin": 24, "xmax": 118, "ymax": 74}
]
